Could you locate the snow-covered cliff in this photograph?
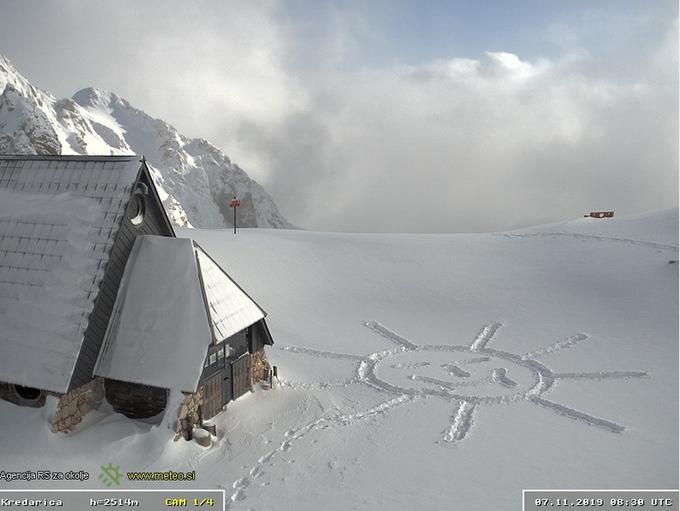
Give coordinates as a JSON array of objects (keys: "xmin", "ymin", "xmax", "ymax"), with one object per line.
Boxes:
[{"xmin": 0, "ymin": 54, "xmax": 293, "ymax": 229}]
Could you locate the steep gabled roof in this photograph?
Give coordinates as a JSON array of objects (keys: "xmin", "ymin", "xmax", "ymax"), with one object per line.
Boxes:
[
  {"xmin": 0, "ymin": 155, "xmax": 142, "ymax": 393},
  {"xmin": 93, "ymin": 235, "xmax": 266, "ymax": 392},
  {"xmin": 195, "ymin": 243, "xmax": 266, "ymax": 343}
]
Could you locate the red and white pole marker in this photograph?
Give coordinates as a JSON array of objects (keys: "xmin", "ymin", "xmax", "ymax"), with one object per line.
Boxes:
[{"xmin": 229, "ymin": 197, "xmax": 240, "ymax": 234}]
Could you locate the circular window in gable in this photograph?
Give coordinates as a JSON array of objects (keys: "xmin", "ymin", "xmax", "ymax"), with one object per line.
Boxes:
[{"xmin": 126, "ymin": 191, "xmax": 146, "ymax": 226}]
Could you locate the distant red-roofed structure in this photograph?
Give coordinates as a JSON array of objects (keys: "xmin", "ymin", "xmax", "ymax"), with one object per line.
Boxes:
[{"xmin": 585, "ymin": 211, "xmax": 614, "ymax": 218}]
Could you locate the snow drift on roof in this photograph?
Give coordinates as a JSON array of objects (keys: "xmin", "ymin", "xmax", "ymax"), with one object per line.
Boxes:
[
  {"xmin": 0, "ymin": 156, "xmax": 141, "ymax": 393},
  {"xmin": 94, "ymin": 236, "xmax": 212, "ymax": 392},
  {"xmin": 94, "ymin": 236, "xmax": 266, "ymax": 391}
]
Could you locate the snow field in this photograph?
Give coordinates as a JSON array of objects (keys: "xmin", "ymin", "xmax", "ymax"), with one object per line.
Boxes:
[{"xmin": 0, "ymin": 210, "xmax": 676, "ymax": 511}]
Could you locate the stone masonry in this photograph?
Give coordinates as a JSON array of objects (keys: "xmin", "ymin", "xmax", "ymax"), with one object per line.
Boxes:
[
  {"xmin": 250, "ymin": 347, "xmax": 271, "ymax": 387},
  {"xmin": 176, "ymin": 390, "xmax": 204, "ymax": 440},
  {"xmin": 50, "ymin": 378, "xmax": 104, "ymax": 433}
]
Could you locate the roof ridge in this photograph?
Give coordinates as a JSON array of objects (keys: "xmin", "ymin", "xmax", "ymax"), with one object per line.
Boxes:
[{"xmin": 0, "ymin": 155, "xmax": 140, "ymax": 161}]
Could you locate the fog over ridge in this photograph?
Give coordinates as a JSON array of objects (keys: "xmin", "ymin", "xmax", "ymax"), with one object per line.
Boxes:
[{"xmin": 0, "ymin": 1, "xmax": 676, "ymax": 232}]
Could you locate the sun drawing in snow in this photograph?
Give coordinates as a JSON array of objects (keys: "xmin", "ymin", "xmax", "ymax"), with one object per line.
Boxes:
[
  {"xmin": 280, "ymin": 321, "xmax": 649, "ymax": 443},
  {"xmin": 226, "ymin": 322, "xmax": 648, "ymax": 503}
]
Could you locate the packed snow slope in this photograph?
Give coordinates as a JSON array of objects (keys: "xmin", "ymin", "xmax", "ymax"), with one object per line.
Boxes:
[
  {"xmin": 0, "ymin": 53, "xmax": 293, "ymax": 229},
  {"xmin": 0, "ymin": 210, "xmax": 677, "ymax": 511}
]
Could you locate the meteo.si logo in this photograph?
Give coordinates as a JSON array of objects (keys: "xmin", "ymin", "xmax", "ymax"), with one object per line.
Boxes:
[{"xmin": 99, "ymin": 464, "xmax": 122, "ymax": 487}]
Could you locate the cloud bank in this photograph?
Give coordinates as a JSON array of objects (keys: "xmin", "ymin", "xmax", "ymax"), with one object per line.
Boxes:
[
  {"xmin": 233, "ymin": 27, "xmax": 678, "ymax": 232},
  {"xmin": 1, "ymin": 2, "xmax": 676, "ymax": 232}
]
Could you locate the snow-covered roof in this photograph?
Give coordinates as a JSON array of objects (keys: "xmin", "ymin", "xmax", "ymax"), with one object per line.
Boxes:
[
  {"xmin": 0, "ymin": 155, "xmax": 142, "ymax": 393},
  {"xmin": 94, "ymin": 236, "xmax": 266, "ymax": 392},
  {"xmin": 196, "ymin": 245, "xmax": 266, "ymax": 343},
  {"xmin": 93, "ymin": 236, "xmax": 212, "ymax": 392}
]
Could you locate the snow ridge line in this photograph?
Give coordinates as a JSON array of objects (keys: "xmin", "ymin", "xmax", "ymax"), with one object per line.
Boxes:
[
  {"xmin": 530, "ymin": 397, "xmax": 625, "ymax": 433},
  {"xmin": 444, "ymin": 401, "xmax": 475, "ymax": 442},
  {"xmin": 500, "ymin": 232, "xmax": 678, "ymax": 251},
  {"xmin": 553, "ymin": 370, "xmax": 648, "ymax": 380},
  {"xmin": 390, "ymin": 361, "xmax": 431, "ymax": 369},
  {"xmin": 363, "ymin": 321, "xmax": 419, "ymax": 350},
  {"xmin": 458, "ymin": 356, "xmax": 491, "ymax": 364},
  {"xmin": 470, "ymin": 322, "xmax": 502, "ymax": 352},
  {"xmin": 521, "ymin": 333, "xmax": 588, "ymax": 360},
  {"xmin": 276, "ymin": 378, "xmax": 356, "ymax": 391},
  {"xmin": 410, "ymin": 374, "xmax": 492, "ymax": 390},
  {"xmin": 277, "ymin": 345, "xmax": 364, "ymax": 360},
  {"xmin": 336, "ymin": 394, "xmax": 412, "ymax": 425}
]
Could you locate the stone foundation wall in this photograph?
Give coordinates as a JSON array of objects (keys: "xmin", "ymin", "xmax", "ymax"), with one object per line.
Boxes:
[
  {"xmin": 250, "ymin": 348, "xmax": 271, "ymax": 385},
  {"xmin": 50, "ymin": 378, "xmax": 104, "ymax": 433},
  {"xmin": 250, "ymin": 348, "xmax": 271, "ymax": 386},
  {"xmin": 176, "ymin": 390, "xmax": 204, "ymax": 440}
]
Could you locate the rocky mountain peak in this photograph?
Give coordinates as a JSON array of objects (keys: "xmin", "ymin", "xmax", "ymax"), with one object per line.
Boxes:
[{"xmin": 0, "ymin": 53, "xmax": 294, "ymax": 230}]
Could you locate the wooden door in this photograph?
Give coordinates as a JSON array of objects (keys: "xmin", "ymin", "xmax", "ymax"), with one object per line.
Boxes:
[
  {"xmin": 201, "ymin": 372, "xmax": 223, "ymax": 420},
  {"xmin": 221, "ymin": 360, "xmax": 233, "ymax": 406},
  {"xmin": 231, "ymin": 353, "xmax": 251, "ymax": 400}
]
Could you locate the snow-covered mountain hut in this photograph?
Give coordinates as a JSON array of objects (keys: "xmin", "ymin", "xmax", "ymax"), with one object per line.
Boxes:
[{"xmin": 0, "ymin": 155, "xmax": 273, "ymax": 436}]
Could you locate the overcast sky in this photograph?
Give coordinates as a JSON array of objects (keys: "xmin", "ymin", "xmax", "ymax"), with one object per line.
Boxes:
[{"xmin": 1, "ymin": 1, "xmax": 677, "ymax": 232}]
